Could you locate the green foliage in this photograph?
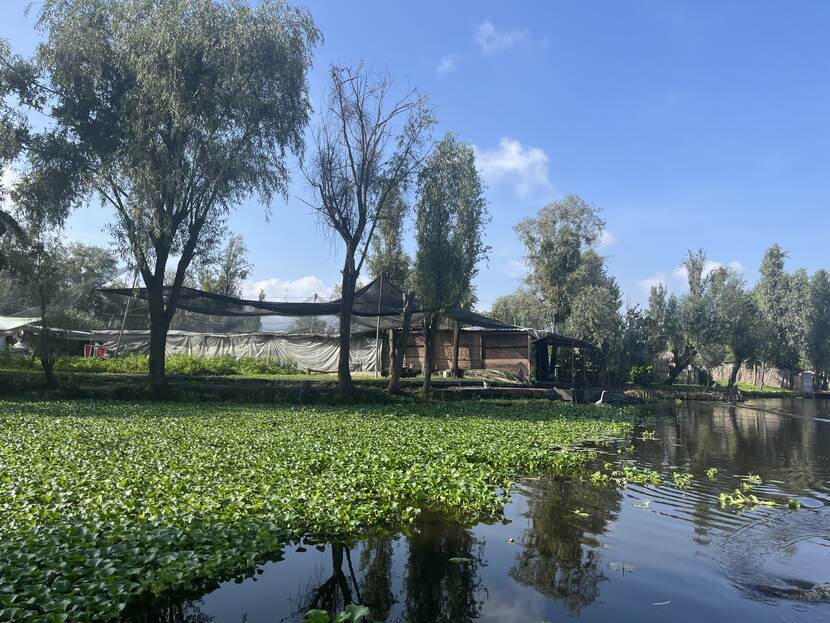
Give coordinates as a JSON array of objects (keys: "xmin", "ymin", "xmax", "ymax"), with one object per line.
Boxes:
[
  {"xmin": 807, "ymin": 269, "xmax": 830, "ymax": 374},
  {"xmin": 367, "ymin": 183, "xmax": 411, "ymax": 289},
  {"xmin": 706, "ymin": 467, "xmax": 718, "ymax": 480},
  {"xmin": 671, "ymin": 472, "xmax": 694, "ymax": 489},
  {"xmin": 413, "ymin": 132, "xmax": 489, "ymax": 314},
  {"xmin": 755, "ymin": 244, "xmax": 809, "ymax": 371},
  {"xmin": 488, "ymin": 288, "xmax": 551, "ymax": 330},
  {"xmin": 304, "ymin": 605, "xmax": 373, "ymax": 623},
  {"xmin": 0, "ymin": 399, "xmax": 631, "ymax": 621},
  {"xmin": 513, "ymin": 195, "xmax": 605, "ymax": 329},
  {"xmin": 0, "ymin": 354, "xmax": 302, "ymax": 376},
  {"xmin": 627, "ymin": 364, "xmax": 653, "ymax": 385}
]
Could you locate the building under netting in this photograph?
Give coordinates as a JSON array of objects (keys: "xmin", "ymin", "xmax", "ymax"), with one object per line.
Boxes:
[{"xmin": 2, "ymin": 274, "xmax": 603, "ymax": 383}]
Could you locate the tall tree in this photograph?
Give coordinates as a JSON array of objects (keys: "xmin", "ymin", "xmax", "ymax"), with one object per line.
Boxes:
[
  {"xmin": 648, "ymin": 250, "xmax": 724, "ymax": 385},
  {"xmin": 755, "ymin": 244, "xmax": 807, "ymax": 372},
  {"xmin": 412, "ymin": 133, "xmax": 489, "ymax": 391},
  {"xmin": 197, "ymin": 234, "xmax": 252, "ymax": 298},
  {"xmin": 305, "ymin": 64, "xmax": 433, "ymax": 395},
  {"xmin": 710, "ymin": 269, "xmax": 765, "ymax": 388},
  {"xmin": 14, "ymin": 0, "xmax": 318, "ymax": 397},
  {"xmin": 489, "ymin": 288, "xmax": 551, "ymax": 329},
  {"xmin": 514, "ymin": 195, "xmax": 604, "ymax": 331},
  {"xmin": 807, "ymin": 269, "xmax": 830, "ymax": 384},
  {"xmin": 365, "ymin": 182, "xmax": 415, "ymax": 394},
  {"xmin": 367, "ymin": 183, "xmax": 411, "ymax": 287},
  {"xmin": 0, "ymin": 38, "xmax": 31, "ymax": 265}
]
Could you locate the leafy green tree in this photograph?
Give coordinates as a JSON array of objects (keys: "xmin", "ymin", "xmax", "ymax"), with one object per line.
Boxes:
[
  {"xmin": 367, "ymin": 183, "xmax": 411, "ymax": 288},
  {"xmin": 710, "ymin": 269, "xmax": 765, "ymax": 387},
  {"xmin": 197, "ymin": 235, "xmax": 252, "ymax": 298},
  {"xmin": 647, "ymin": 251, "xmax": 725, "ymax": 385},
  {"xmin": 305, "ymin": 64, "xmax": 433, "ymax": 396},
  {"xmin": 489, "ymin": 288, "xmax": 551, "ymax": 329},
  {"xmin": 412, "ymin": 133, "xmax": 489, "ymax": 391},
  {"xmin": 514, "ymin": 195, "xmax": 604, "ymax": 331},
  {"xmin": 807, "ymin": 269, "xmax": 830, "ymax": 383},
  {"xmin": 13, "ymin": 0, "xmax": 318, "ymax": 397},
  {"xmin": 755, "ymin": 244, "xmax": 808, "ymax": 372},
  {"xmin": 0, "ymin": 39, "xmax": 30, "ymax": 265},
  {"xmin": 565, "ymin": 250, "xmax": 622, "ymax": 354}
]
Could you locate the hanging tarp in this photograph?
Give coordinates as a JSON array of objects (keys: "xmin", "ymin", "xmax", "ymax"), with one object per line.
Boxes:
[
  {"xmin": 91, "ymin": 330, "xmax": 380, "ymax": 373},
  {"xmin": 0, "ymin": 316, "xmax": 41, "ymax": 332}
]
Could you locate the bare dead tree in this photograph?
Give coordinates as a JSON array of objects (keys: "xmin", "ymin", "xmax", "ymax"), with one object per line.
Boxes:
[{"xmin": 304, "ymin": 63, "xmax": 434, "ymax": 396}]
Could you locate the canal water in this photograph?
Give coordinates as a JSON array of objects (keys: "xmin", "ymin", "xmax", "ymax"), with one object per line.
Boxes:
[{"xmin": 130, "ymin": 399, "xmax": 830, "ymax": 622}]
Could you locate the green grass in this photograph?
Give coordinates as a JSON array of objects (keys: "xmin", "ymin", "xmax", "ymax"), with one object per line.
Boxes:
[{"xmin": 0, "ymin": 399, "xmax": 631, "ymax": 622}]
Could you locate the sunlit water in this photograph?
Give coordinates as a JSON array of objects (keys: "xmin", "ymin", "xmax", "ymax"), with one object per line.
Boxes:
[{"xmin": 127, "ymin": 399, "xmax": 830, "ymax": 622}]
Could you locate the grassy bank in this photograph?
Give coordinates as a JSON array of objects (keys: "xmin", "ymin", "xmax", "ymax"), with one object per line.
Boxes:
[{"xmin": 0, "ymin": 399, "xmax": 631, "ymax": 622}]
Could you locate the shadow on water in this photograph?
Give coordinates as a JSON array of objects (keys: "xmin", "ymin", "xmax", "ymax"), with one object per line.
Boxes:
[{"xmin": 126, "ymin": 399, "xmax": 830, "ymax": 622}]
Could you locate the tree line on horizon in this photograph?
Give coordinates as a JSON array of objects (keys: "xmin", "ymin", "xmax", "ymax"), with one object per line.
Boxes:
[
  {"xmin": 1, "ymin": 0, "xmax": 828, "ymax": 396},
  {"xmin": 488, "ymin": 202, "xmax": 830, "ymax": 389}
]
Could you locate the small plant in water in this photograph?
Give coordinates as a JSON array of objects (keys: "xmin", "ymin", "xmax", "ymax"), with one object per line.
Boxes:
[
  {"xmin": 719, "ymin": 489, "xmax": 777, "ymax": 509},
  {"xmin": 640, "ymin": 430, "xmax": 657, "ymax": 440},
  {"xmin": 304, "ymin": 605, "xmax": 372, "ymax": 623},
  {"xmin": 672, "ymin": 472, "xmax": 694, "ymax": 489},
  {"xmin": 746, "ymin": 473, "xmax": 763, "ymax": 486},
  {"xmin": 706, "ymin": 467, "xmax": 718, "ymax": 480}
]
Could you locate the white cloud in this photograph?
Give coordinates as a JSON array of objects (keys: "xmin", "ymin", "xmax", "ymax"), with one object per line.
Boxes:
[
  {"xmin": 598, "ymin": 229, "xmax": 616, "ymax": 248},
  {"xmin": 503, "ymin": 258, "xmax": 526, "ymax": 279},
  {"xmin": 638, "ymin": 271, "xmax": 670, "ymax": 296},
  {"xmin": 673, "ymin": 259, "xmax": 744, "ymax": 282},
  {"xmin": 436, "ymin": 54, "xmax": 462, "ymax": 77},
  {"xmin": 475, "ymin": 21, "xmax": 528, "ymax": 55},
  {"xmin": 243, "ymin": 275, "xmax": 333, "ymax": 302},
  {"xmin": 641, "ymin": 257, "xmax": 745, "ymax": 298},
  {"xmin": 475, "ymin": 137, "xmax": 553, "ymax": 197}
]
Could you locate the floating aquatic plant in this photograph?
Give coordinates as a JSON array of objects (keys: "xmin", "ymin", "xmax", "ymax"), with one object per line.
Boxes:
[
  {"xmin": 0, "ymin": 399, "xmax": 632, "ymax": 622},
  {"xmin": 672, "ymin": 472, "xmax": 694, "ymax": 489},
  {"xmin": 706, "ymin": 467, "xmax": 718, "ymax": 480}
]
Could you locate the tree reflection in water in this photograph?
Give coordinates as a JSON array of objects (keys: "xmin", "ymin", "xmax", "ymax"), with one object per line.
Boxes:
[
  {"xmin": 358, "ymin": 536, "xmax": 396, "ymax": 620},
  {"xmin": 403, "ymin": 512, "xmax": 486, "ymax": 623},
  {"xmin": 124, "ymin": 601, "xmax": 215, "ymax": 623},
  {"xmin": 509, "ymin": 477, "xmax": 622, "ymax": 614}
]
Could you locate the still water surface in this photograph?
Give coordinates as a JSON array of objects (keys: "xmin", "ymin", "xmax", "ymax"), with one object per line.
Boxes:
[{"xmin": 131, "ymin": 399, "xmax": 830, "ymax": 622}]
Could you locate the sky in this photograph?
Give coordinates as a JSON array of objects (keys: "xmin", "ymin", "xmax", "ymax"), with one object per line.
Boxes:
[{"xmin": 3, "ymin": 0, "xmax": 829, "ymax": 310}]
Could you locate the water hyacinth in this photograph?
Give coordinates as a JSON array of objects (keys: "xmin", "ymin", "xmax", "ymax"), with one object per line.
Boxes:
[{"xmin": 0, "ymin": 399, "xmax": 631, "ymax": 622}]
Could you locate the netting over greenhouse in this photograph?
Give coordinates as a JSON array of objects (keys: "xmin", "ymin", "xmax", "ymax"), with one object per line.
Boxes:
[{"xmin": 98, "ymin": 275, "xmax": 513, "ymax": 332}]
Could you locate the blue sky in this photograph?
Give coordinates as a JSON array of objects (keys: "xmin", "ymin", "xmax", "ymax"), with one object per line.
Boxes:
[{"xmin": 3, "ymin": 0, "xmax": 829, "ymax": 309}]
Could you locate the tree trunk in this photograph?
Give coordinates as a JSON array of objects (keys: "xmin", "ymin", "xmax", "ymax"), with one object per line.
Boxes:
[
  {"xmin": 337, "ymin": 254, "xmax": 357, "ymax": 396},
  {"xmin": 451, "ymin": 320, "xmax": 462, "ymax": 378},
  {"xmin": 727, "ymin": 359, "xmax": 743, "ymax": 388},
  {"xmin": 38, "ymin": 290, "xmax": 56, "ymax": 388},
  {"xmin": 422, "ymin": 315, "xmax": 437, "ymax": 394},
  {"xmin": 147, "ymin": 282, "xmax": 172, "ymax": 400},
  {"xmin": 388, "ymin": 294, "xmax": 413, "ymax": 394},
  {"xmin": 665, "ymin": 348, "xmax": 695, "ymax": 385}
]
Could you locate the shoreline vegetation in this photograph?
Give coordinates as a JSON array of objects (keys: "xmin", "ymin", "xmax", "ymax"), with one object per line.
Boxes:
[{"xmin": 0, "ymin": 398, "xmax": 632, "ymax": 622}]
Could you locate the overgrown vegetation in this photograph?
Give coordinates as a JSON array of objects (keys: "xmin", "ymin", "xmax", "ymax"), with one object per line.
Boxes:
[
  {"xmin": 0, "ymin": 352, "xmax": 301, "ymax": 377},
  {"xmin": 0, "ymin": 399, "xmax": 631, "ymax": 622}
]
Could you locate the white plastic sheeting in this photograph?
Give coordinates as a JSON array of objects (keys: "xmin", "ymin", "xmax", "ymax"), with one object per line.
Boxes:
[{"xmin": 95, "ymin": 330, "xmax": 380, "ymax": 373}]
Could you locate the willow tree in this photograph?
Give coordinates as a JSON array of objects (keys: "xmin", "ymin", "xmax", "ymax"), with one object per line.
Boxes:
[
  {"xmin": 413, "ymin": 133, "xmax": 489, "ymax": 392},
  {"xmin": 305, "ymin": 64, "xmax": 433, "ymax": 395},
  {"xmin": 14, "ymin": 0, "xmax": 318, "ymax": 397}
]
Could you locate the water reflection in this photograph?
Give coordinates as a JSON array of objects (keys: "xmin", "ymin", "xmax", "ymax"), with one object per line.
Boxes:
[
  {"xmin": 127, "ymin": 399, "xmax": 830, "ymax": 622},
  {"xmin": 509, "ymin": 478, "xmax": 621, "ymax": 614}
]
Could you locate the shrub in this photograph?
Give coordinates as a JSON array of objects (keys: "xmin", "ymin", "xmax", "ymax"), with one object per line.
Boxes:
[{"xmin": 627, "ymin": 364, "xmax": 653, "ymax": 385}]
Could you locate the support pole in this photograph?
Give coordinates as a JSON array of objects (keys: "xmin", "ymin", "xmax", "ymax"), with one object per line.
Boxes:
[
  {"xmin": 374, "ymin": 274, "xmax": 384, "ymax": 377},
  {"xmin": 115, "ymin": 269, "xmax": 139, "ymax": 356}
]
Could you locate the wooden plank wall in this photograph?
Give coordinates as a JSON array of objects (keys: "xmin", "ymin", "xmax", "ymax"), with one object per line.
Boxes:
[{"xmin": 402, "ymin": 329, "xmax": 529, "ymax": 378}]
